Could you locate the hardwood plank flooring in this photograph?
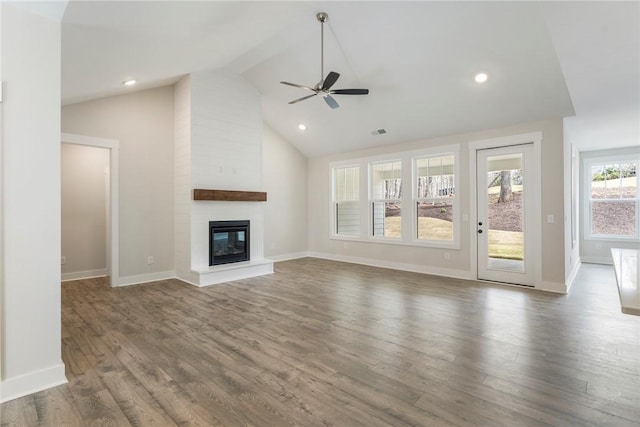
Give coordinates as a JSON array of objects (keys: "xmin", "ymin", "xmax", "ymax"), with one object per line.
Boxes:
[{"xmin": 2, "ymin": 259, "xmax": 639, "ymax": 426}]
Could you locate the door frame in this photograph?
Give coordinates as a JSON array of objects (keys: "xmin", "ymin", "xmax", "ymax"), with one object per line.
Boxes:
[
  {"xmin": 61, "ymin": 133, "xmax": 120, "ymax": 286},
  {"xmin": 468, "ymin": 132, "xmax": 542, "ymax": 289}
]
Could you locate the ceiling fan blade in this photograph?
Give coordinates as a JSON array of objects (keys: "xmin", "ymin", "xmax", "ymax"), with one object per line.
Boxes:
[
  {"xmin": 288, "ymin": 93, "xmax": 318, "ymax": 105},
  {"xmin": 280, "ymin": 81, "xmax": 317, "ymax": 92},
  {"xmin": 321, "ymin": 71, "xmax": 340, "ymax": 91},
  {"xmin": 323, "ymin": 94, "xmax": 339, "ymax": 109},
  {"xmin": 330, "ymin": 89, "xmax": 369, "ymax": 95}
]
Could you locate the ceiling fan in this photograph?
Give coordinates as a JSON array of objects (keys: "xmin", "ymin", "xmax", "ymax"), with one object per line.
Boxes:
[{"xmin": 280, "ymin": 12, "xmax": 369, "ymax": 109}]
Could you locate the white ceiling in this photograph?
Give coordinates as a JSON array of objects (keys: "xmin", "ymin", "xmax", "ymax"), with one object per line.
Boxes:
[{"xmin": 61, "ymin": 1, "xmax": 639, "ymax": 157}]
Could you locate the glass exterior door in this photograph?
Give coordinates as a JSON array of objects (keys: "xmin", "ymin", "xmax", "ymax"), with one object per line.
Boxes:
[{"xmin": 477, "ymin": 144, "xmax": 535, "ymax": 286}]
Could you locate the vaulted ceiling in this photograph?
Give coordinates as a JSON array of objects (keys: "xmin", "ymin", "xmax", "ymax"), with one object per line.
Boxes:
[{"xmin": 61, "ymin": 1, "xmax": 639, "ymax": 157}]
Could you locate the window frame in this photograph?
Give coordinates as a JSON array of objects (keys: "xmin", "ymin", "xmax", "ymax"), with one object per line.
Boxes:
[
  {"xmin": 370, "ymin": 159, "xmax": 403, "ymax": 240},
  {"xmin": 583, "ymin": 155, "xmax": 639, "ymax": 241}
]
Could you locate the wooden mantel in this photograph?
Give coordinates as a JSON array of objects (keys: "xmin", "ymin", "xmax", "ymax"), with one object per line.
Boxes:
[{"xmin": 193, "ymin": 189, "xmax": 267, "ymax": 202}]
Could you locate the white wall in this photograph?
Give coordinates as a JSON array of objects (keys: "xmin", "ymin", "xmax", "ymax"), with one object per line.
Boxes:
[
  {"xmin": 263, "ymin": 125, "xmax": 308, "ymax": 260},
  {"xmin": 308, "ymin": 118, "xmax": 567, "ymax": 288},
  {"xmin": 1, "ymin": 4, "xmax": 67, "ymax": 401},
  {"xmin": 579, "ymin": 146, "xmax": 640, "ymax": 264},
  {"xmin": 61, "ymin": 86, "xmax": 175, "ymax": 282},
  {"xmin": 563, "ymin": 126, "xmax": 581, "ymax": 290},
  {"xmin": 61, "ymin": 143, "xmax": 109, "ymax": 279},
  {"xmin": 174, "ymin": 76, "xmax": 193, "ymax": 282}
]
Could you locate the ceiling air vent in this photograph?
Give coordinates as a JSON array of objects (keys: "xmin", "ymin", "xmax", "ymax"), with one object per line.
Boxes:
[{"xmin": 371, "ymin": 129, "xmax": 387, "ymax": 135}]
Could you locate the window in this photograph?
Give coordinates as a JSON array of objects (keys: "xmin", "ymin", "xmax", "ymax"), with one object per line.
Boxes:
[
  {"xmin": 330, "ymin": 145, "xmax": 459, "ymax": 248},
  {"xmin": 371, "ymin": 160, "xmax": 402, "ymax": 238},
  {"xmin": 415, "ymin": 155, "xmax": 455, "ymax": 242},
  {"xmin": 585, "ymin": 157, "xmax": 638, "ymax": 239},
  {"xmin": 333, "ymin": 165, "xmax": 360, "ymax": 236}
]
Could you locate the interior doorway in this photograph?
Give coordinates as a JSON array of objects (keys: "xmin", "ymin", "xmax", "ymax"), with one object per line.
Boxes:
[
  {"xmin": 61, "ymin": 143, "xmax": 109, "ymax": 281},
  {"xmin": 61, "ymin": 133, "xmax": 119, "ymax": 286}
]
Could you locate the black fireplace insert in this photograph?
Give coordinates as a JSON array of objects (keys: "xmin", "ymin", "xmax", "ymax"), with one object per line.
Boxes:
[{"xmin": 209, "ymin": 220, "xmax": 250, "ymax": 266}]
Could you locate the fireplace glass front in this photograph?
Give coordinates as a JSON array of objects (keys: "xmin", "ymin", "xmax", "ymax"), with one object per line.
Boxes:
[{"xmin": 209, "ymin": 220, "xmax": 250, "ymax": 266}]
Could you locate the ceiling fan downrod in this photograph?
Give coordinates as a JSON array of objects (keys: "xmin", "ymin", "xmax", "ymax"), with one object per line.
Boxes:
[{"xmin": 317, "ymin": 12, "xmax": 328, "ymax": 89}]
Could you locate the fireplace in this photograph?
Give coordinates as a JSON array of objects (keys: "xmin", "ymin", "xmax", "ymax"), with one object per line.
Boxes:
[{"xmin": 209, "ymin": 220, "xmax": 250, "ymax": 266}]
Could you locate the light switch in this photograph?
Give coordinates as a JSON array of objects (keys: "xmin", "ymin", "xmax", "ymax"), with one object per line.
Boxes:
[{"xmin": 547, "ymin": 214, "xmax": 555, "ymax": 224}]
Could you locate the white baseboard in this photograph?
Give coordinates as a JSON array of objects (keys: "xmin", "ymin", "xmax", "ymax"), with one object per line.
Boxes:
[
  {"xmin": 61, "ymin": 268, "xmax": 108, "ymax": 282},
  {"xmin": 175, "ymin": 269, "xmax": 199, "ymax": 287},
  {"xmin": 565, "ymin": 257, "xmax": 582, "ymax": 294},
  {"xmin": 542, "ymin": 280, "xmax": 568, "ymax": 294},
  {"xmin": 307, "ymin": 251, "xmax": 473, "ymax": 281},
  {"xmin": 267, "ymin": 251, "xmax": 309, "ymax": 262},
  {"xmin": 0, "ymin": 363, "xmax": 67, "ymax": 403},
  {"xmin": 580, "ymin": 256, "xmax": 613, "ymax": 265},
  {"xmin": 307, "ymin": 252, "xmax": 573, "ymax": 294},
  {"xmin": 114, "ymin": 270, "xmax": 176, "ymax": 287}
]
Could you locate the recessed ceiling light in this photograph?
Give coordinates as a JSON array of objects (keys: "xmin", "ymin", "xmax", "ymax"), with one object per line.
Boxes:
[
  {"xmin": 298, "ymin": 123, "xmax": 306, "ymax": 131},
  {"xmin": 123, "ymin": 79, "xmax": 137, "ymax": 86},
  {"xmin": 474, "ymin": 73, "xmax": 488, "ymax": 83}
]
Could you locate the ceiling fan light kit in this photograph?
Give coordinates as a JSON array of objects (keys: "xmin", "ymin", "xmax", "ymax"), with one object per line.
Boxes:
[{"xmin": 280, "ymin": 12, "xmax": 369, "ymax": 109}]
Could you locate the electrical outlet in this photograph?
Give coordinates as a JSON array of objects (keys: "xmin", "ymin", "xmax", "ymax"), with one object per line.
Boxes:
[
  {"xmin": 147, "ymin": 256, "xmax": 154, "ymax": 265},
  {"xmin": 444, "ymin": 252, "xmax": 451, "ymax": 260},
  {"xmin": 61, "ymin": 256, "xmax": 66, "ymax": 265},
  {"xmin": 547, "ymin": 214, "xmax": 555, "ymax": 224}
]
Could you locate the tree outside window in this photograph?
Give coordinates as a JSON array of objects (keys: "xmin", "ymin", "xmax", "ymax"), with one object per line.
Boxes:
[{"xmin": 415, "ymin": 155, "xmax": 455, "ymax": 241}]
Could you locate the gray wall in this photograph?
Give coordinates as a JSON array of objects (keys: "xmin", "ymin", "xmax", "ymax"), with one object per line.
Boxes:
[
  {"xmin": 61, "ymin": 84, "xmax": 311, "ymax": 279},
  {"xmin": 263, "ymin": 125, "xmax": 308, "ymax": 259},
  {"xmin": 308, "ymin": 118, "xmax": 567, "ymax": 288},
  {"xmin": 62, "ymin": 86, "xmax": 176, "ymax": 279},
  {"xmin": 61, "ymin": 143, "xmax": 110, "ymax": 278},
  {"xmin": 60, "ymin": 83, "xmax": 570, "ymax": 289}
]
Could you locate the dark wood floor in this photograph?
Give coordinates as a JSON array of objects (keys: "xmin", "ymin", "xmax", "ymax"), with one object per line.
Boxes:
[{"xmin": 2, "ymin": 259, "xmax": 639, "ymax": 426}]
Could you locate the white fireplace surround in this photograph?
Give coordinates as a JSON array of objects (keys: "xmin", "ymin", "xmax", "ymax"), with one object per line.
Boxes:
[
  {"xmin": 174, "ymin": 70, "xmax": 274, "ymax": 287},
  {"xmin": 189, "ymin": 202, "xmax": 273, "ymax": 286}
]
